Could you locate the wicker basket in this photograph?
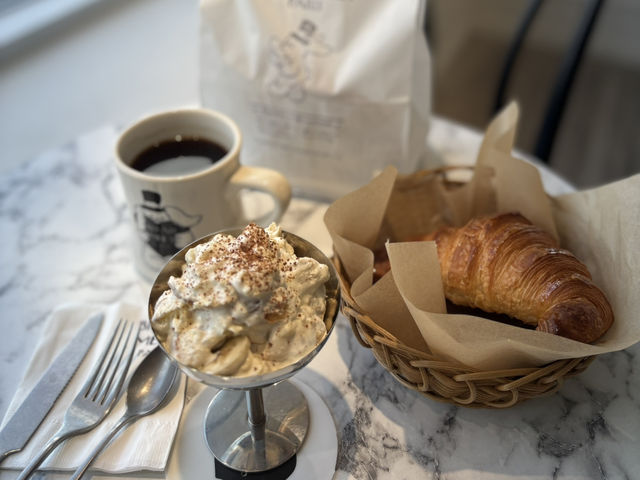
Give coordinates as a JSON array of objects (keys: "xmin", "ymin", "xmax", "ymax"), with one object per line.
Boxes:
[{"xmin": 333, "ymin": 166, "xmax": 596, "ymax": 409}]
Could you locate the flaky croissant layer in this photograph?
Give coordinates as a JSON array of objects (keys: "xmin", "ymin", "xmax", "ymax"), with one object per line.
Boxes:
[{"xmin": 423, "ymin": 212, "xmax": 614, "ymax": 343}]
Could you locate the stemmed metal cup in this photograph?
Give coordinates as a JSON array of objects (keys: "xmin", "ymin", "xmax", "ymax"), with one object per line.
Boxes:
[{"xmin": 148, "ymin": 229, "xmax": 340, "ymax": 473}]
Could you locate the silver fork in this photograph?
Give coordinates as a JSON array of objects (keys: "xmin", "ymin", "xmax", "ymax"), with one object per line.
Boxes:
[{"xmin": 16, "ymin": 318, "xmax": 140, "ymax": 480}]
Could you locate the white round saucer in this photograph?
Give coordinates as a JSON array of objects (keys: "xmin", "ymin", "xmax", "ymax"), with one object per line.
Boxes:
[{"xmin": 166, "ymin": 378, "xmax": 338, "ymax": 479}]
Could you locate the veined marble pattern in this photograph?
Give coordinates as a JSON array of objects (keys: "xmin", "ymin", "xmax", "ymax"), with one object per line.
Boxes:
[{"xmin": 1, "ymin": 119, "xmax": 638, "ymax": 479}]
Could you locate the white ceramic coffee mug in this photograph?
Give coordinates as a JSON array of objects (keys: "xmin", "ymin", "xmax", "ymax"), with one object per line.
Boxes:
[{"xmin": 115, "ymin": 108, "xmax": 291, "ymax": 281}]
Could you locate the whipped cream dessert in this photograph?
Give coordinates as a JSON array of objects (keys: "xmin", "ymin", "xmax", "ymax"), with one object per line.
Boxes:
[{"xmin": 151, "ymin": 223, "xmax": 330, "ymax": 377}]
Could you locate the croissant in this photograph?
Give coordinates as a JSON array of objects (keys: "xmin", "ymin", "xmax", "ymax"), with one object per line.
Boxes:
[{"xmin": 375, "ymin": 212, "xmax": 614, "ymax": 343}]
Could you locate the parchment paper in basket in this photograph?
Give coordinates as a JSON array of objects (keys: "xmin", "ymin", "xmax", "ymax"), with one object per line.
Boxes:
[{"xmin": 325, "ymin": 102, "xmax": 640, "ymax": 370}]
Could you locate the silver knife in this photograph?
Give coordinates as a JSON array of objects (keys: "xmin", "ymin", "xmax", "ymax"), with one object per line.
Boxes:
[{"xmin": 0, "ymin": 312, "xmax": 104, "ymax": 463}]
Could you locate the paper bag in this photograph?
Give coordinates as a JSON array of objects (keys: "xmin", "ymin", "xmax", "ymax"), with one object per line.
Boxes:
[
  {"xmin": 199, "ymin": 0, "xmax": 431, "ymax": 200},
  {"xmin": 325, "ymin": 103, "xmax": 640, "ymax": 370}
]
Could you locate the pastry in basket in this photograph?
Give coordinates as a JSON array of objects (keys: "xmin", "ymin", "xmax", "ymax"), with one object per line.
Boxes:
[{"xmin": 373, "ymin": 212, "xmax": 614, "ymax": 343}]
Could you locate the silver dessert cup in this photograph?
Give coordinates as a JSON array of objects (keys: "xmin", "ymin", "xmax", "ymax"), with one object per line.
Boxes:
[{"xmin": 148, "ymin": 228, "xmax": 340, "ymax": 473}]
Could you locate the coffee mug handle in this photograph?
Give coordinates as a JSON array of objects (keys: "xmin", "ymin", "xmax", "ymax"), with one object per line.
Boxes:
[{"xmin": 230, "ymin": 166, "xmax": 292, "ymax": 226}]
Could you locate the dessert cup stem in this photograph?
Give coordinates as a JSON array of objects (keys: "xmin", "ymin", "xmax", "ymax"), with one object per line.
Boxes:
[
  {"xmin": 246, "ymin": 388, "xmax": 265, "ymax": 427},
  {"xmin": 204, "ymin": 381, "xmax": 310, "ymax": 472},
  {"xmin": 246, "ymin": 388, "xmax": 267, "ymax": 466}
]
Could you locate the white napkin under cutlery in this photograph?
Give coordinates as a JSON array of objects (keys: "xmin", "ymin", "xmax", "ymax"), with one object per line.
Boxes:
[{"xmin": 0, "ymin": 302, "xmax": 186, "ymax": 476}]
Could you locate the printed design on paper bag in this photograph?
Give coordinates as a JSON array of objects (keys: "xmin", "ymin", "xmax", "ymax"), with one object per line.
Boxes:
[
  {"xmin": 134, "ymin": 190, "xmax": 202, "ymax": 264},
  {"xmin": 267, "ymin": 19, "xmax": 333, "ymax": 102}
]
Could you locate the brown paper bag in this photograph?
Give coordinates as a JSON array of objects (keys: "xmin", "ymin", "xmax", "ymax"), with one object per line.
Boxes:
[{"xmin": 325, "ymin": 103, "xmax": 640, "ymax": 370}]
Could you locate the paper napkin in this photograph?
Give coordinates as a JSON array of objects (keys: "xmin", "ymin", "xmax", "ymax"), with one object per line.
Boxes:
[{"xmin": 0, "ymin": 302, "xmax": 186, "ymax": 475}]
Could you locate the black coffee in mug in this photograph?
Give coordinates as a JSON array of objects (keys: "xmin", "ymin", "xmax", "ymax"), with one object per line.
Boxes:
[{"xmin": 131, "ymin": 136, "xmax": 228, "ymax": 176}]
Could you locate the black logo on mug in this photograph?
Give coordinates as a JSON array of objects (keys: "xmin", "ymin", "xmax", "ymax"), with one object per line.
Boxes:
[{"xmin": 134, "ymin": 190, "xmax": 202, "ymax": 261}]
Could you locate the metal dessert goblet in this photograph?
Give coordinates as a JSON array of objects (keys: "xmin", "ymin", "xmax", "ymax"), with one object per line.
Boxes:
[{"xmin": 148, "ymin": 229, "xmax": 340, "ymax": 473}]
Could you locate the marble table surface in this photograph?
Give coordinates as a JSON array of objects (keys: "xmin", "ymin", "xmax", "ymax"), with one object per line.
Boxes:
[{"xmin": 1, "ymin": 117, "xmax": 638, "ymax": 480}]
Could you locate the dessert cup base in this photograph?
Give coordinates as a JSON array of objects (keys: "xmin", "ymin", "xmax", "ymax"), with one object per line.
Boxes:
[{"xmin": 204, "ymin": 380, "xmax": 309, "ymax": 473}]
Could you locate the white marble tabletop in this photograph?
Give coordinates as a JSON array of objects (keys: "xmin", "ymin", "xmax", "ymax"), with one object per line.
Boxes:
[{"xmin": 1, "ymin": 117, "xmax": 638, "ymax": 479}]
